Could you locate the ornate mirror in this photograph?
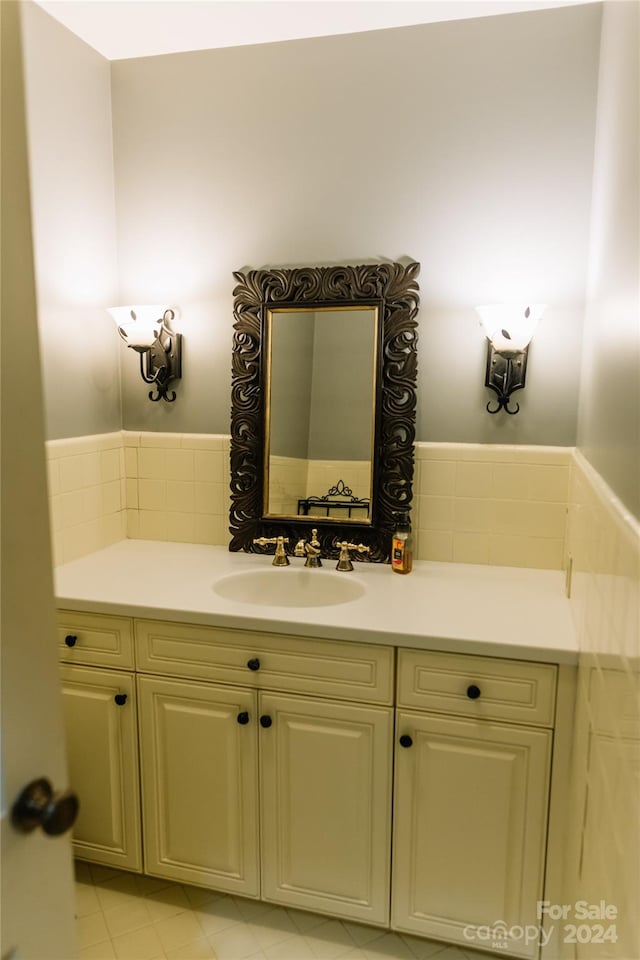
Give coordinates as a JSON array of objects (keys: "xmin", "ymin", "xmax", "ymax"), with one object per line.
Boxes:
[{"xmin": 229, "ymin": 261, "xmax": 420, "ymax": 561}]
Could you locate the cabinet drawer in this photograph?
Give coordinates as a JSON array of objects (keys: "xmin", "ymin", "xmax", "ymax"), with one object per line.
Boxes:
[
  {"xmin": 58, "ymin": 611, "xmax": 134, "ymax": 669},
  {"xmin": 397, "ymin": 649, "xmax": 557, "ymax": 727},
  {"xmin": 136, "ymin": 619, "xmax": 393, "ymax": 705}
]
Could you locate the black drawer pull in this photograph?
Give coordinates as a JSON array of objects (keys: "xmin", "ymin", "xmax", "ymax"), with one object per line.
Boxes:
[
  {"xmin": 114, "ymin": 694, "xmax": 128, "ymax": 706},
  {"xmin": 64, "ymin": 635, "xmax": 77, "ymax": 647},
  {"xmin": 259, "ymin": 715, "xmax": 272, "ymax": 728},
  {"xmin": 466, "ymin": 684, "xmax": 481, "ymax": 700},
  {"xmin": 237, "ymin": 711, "xmax": 250, "ymax": 725},
  {"xmin": 399, "ymin": 734, "xmax": 413, "ymax": 748},
  {"xmin": 247, "ymin": 658, "xmax": 261, "ymax": 672}
]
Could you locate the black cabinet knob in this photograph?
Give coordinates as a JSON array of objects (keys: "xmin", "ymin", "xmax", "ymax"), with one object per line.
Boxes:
[
  {"xmin": 11, "ymin": 778, "xmax": 79, "ymax": 836},
  {"xmin": 399, "ymin": 734, "xmax": 413, "ymax": 748},
  {"xmin": 114, "ymin": 694, "xmax": 128, "ymax": 706},
  {"xmin": 466, "ymin": 684, "xmax": 481, "ymax": 700},
  {"xmin": 64, "ymin": 635, "xmax": 77, "ymax": 647},
  {"xmin": 237, "ymin": 711, "xmax": 250, "ymax": 725},
  {"xmin": 247, "ymin": 658, "xmax": 261, "ymax": 672},
  {"xmin": 259, "ymin": 715, "xmax": 272, "ymax": 728}
]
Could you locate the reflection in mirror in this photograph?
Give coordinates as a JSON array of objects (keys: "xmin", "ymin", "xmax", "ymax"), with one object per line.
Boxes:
[{"xmin": 266, "ymin": 307, "xmax": 377, "ymax": 521}]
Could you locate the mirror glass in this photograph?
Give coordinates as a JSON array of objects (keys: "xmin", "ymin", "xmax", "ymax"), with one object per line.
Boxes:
[{"xmin": 266, "ymin": 307, "xmax": 377, "ymax": 521}]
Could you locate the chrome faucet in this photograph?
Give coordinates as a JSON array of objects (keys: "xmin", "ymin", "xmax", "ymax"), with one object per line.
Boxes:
[
  {"xmin": 335, "ymin": 541, "xmax": 370, "ymax": 572},
  {"xmin": 294, "ymin": 528, "xmax": 322, "ymax": 568},
  {"xmin": 252, "ymin": 535, "xmax": 289, "ymax": 566}
]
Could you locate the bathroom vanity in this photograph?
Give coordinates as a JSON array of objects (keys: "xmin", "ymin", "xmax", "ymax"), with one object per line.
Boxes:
[{"xmin": 55, "ymin": 539, "xmax": 577, "ymax": 960}]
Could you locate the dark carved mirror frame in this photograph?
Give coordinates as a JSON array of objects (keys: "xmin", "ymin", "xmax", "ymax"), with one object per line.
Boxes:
[{"xmin": 229, "ymin": 261, "xmax": 420, "ymax": 562}]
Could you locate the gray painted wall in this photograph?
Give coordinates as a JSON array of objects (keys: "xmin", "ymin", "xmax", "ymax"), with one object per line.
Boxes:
[
  {"xmin": 110, "ymin": 5, "xmax": 601, "ymax": 443},
  {"xmin": 307, "ymin": 310, "xmax": 375, "ymax": 461},
  {"xmin": 577, "ymin": 1, "xmax": 639, "ymax": 519},
  {"xmin": 22, "ymin": 3, "xmax": 121, "ymax": 440},
  {"xmin": 269, "ymin": 311, "xmax": 315, "ymax": 459}
]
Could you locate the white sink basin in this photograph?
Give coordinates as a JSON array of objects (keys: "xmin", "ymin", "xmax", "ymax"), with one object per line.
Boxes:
[{"xmin": 213, "ymin": 567, "xmax": 366, "ymax": 607}]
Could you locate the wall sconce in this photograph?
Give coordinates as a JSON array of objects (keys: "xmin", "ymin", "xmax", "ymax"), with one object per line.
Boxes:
[
  {"xmin": 107, "ymin": 305, "xmax": 182, "ymax": 402},
  {"xmin": 476, "ymin": 304, "xmax": 545, "ymax": 414}
]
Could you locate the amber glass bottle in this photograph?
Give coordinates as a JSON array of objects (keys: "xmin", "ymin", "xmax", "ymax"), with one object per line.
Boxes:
[{"xmin": 391, "ymin": 510, "xmax": 413, "ymax": 574}]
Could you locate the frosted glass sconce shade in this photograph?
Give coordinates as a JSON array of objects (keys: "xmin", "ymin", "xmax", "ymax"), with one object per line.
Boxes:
[
  {"xmin": 476, "ymin": 304, "xmax": 545, "ymax": 354},
  {"xmin": 107, "ymin": 305, "xmax": 168, "ymax": 349},
  {"xmin": 475, "ymin": 304, "xmax": 546, "ymax": 415},
  {"xmin": 107, "ymin": 305, "xmax": 182, "ymax": 403}
]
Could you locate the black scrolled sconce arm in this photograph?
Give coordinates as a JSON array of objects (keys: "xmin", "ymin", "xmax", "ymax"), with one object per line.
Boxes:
[
  {"xmin": 485, "ymin": 343, "xmax": 529, "ymax": 415},
  {"xmin": 121, "ymin": 308, "xmax": 182, "ymax": 403}
]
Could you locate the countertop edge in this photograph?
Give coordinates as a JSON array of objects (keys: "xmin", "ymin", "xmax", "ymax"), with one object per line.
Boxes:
[{"xmin": 55, "ymin": 594, "xmax": 579, "ymax": 666}]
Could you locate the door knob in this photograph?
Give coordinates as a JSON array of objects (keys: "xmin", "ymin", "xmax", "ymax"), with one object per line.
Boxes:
[
  {"xmin": 399, "ymin": 735, "xmax": 413, "ymax": 748},
  {"xmin": 247, "ymin": 658, "xmax": 261, "ymax": 671},
  {"xmin": 466, "ymin": 684, "xmax": 482, "ymax": 700},
  {"xmin": 11, "ymin": 778, "xmax": 79, "ymax": 836},
  {"xmin": 259, "ymin": 715, "xmax": 272, "ymax": 728},
  {"xmin": 64, "ymin": 635, "xmax": 77, "ymax": 647}
]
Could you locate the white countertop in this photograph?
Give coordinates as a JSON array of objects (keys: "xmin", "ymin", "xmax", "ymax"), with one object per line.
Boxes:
[{"xmin": 54, "ymin": 540, "xmax": 578, "ymax": 664}]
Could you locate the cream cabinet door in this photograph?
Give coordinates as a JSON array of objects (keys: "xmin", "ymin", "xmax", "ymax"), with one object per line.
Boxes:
[
  {"xmin": 138, "ymin": 675, "xmax": 260, "ymax": 896},
  {"xmin": 60, "ymin": 665, "xmax": 141, "ymax": 871},
  {"xmin": 259, "ymin": 691, "xmax": 393, "ymax": 925},
  {"xmin": 392, "ymin": 710, "xmax": 552, "ymax": 960}
]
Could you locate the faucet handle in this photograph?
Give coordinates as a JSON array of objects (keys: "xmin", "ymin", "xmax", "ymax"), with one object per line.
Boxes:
[
  {"xmin": 253, "ymin": 535, "xmax": 290, "ymax": 566},
  {"xmin": 335, "ymin": 541, "xmax": 370, "ymax": 572}
]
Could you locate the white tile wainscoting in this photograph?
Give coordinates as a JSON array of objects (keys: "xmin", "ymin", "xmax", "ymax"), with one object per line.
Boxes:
[
  {"xmin": 563, "ymin": 452, "xmax": 640, "ymax": 960},
  {"xmin": 413, "ymin": 443, "xmax": 570, "ymax": 568},
  {"xmin": 46, "ymin": 432, "xmax": 572, "ymax": 571}
]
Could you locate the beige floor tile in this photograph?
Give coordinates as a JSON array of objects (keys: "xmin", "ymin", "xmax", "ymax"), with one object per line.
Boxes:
[
  {"xmin": 95, "ymin": 873, "xmax": 142, "ymax": 912},
  {"xmin": 207, "ymin": 923, "xmax": 262, "ymax": 959},
  {"xmin": 399, "ymin": 935, "xmax": 447, "ymax": 959},
  {"xmin": 196, "ymin": 896, "xmax": 244, "ymax": 935},
  {"xmin": 135, "ymin": 874, "xmax": 178, "ymax": 896},
  {"xmin": 342, "ymin": 924, "xmax": 386, "ymax": 948},
  {"xmin": 104, "ymin": 898, "xmax": 153, "ymax": 938},
  {"xmin": 304, "ymin": 919, "xmax": 356, "ymax": 959},
  {"xmin": 76, "ymin": 881, "xmax": 102, "ymax": 918},
  {"xmin": 286, "ymin": 910, "xmax": 328, "ymax": 935},
  {"xmin": 165, "ymin": 936, "xmax": 218, "ymax": 960},
  {"xmin": 77, "ymin": 912, "xmax": 110, "ymax": 950},
  {"xmin": 154, "ymin": 912, "xmax": 206, "ymax": 952},
  {"xmin": 183, "ymin": 884, "xmax": 226, "ymax": 908},
  {"xmin": 75, "ymin": 861, "xmax": 94, "ymax": 883},
  {"xmin": 111, "ymin": 923, "xmax": 166, "ymax": 960},
  {"xmin": 429, "ymin": 950, "xmax": 468, "ymax": 960},
  {"xmin": 89, "ymin": 864, "xmax": 123, "ymax": 884},
  {"xmin": 249, "ymin": 909, "xmax": 297, "ymax": 949},
  {"xmin": 233, "ymin": 898, "xmax": 278, "ymax": 924},
  {"xmin": 361, "ymin": 934, "xmax": 414, "ymax": 959},
  {"xmin": 263, "ymin": 935, "xmax": 315, "ymax": 960},
  {"xmin": 75, "ymin": 864, "xmax": 495, "ymax": 960},
  {"xmin": 146, "ymin": 885, "xmax": 193, "ymax": 922},
  {"xmin": 79, "ymin": 940, "xmax": 117, "ymax": 960}
]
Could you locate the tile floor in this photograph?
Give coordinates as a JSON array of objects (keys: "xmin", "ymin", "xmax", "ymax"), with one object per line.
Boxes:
[{"xmin": 74, "ymin": 862, "xmax": 497, "ymax": 960}]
